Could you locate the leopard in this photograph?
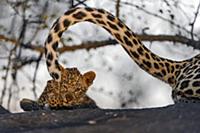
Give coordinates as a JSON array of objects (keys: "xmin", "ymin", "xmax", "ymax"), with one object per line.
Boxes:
[
  {"xmin": 20, "ymin": 67, "xmax": 96, "ymax": 111},
  {"xmin": 21, "ymin": 7, "xmax": 200, "ymax": 111}
]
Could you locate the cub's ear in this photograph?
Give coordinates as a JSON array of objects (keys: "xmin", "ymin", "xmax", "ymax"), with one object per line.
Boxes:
[{"xmin": 83, "ymin": 71, "xmax": 96, "ymax": 87}]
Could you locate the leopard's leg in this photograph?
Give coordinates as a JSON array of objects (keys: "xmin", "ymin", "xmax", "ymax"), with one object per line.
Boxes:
[
  {"xmin": 172, "ymin": 90, "xmax": 200, "ymax": 103},
  {"xmin": 20, "ymin": 98, "xmax": 43, "ymax": 111}
]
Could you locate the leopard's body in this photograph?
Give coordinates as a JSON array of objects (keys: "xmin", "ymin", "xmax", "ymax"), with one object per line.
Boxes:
[
  {"xmin": 21, "ymin": 7, "xmax": 200, "ymax": 110},
  {"xmin": 20, "ymin": 67, "xmax": 96, "ymax": 110},
  {"xmin": 45, "ymin": 7, "xmax": 200, "ymax": 102},
  {"xmin": 37, "ymin": 67, "xmax": 96, "ymax": 108}
]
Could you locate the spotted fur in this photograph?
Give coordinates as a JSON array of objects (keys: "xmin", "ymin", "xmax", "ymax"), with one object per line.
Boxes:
[
  {"xmin": 44, "ymin": 7, "xmax": 200, "ymax": 102},
  {"xmin": 20, "ymin": 67, "xmax": 96, "ymax": 110}
]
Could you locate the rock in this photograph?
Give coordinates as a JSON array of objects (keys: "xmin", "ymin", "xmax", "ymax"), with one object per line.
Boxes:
[{"xmin": 0, "ymin": 102, "xmax": 200, "ymax": 133}]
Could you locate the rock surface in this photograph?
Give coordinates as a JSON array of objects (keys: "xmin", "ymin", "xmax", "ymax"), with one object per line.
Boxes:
[{"xmin": 0, "ymin": 103, "xmax": 200, "ymax": 133}]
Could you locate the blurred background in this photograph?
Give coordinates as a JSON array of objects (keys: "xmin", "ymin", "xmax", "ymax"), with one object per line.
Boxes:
[{"xmin": 0, "ymin": 0, "xmax": 200, "ymax": 112}]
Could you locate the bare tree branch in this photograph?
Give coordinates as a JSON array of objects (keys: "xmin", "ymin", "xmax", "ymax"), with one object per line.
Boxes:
[
  {"xmin": 115, "ymin": 0, "xmax": 120, "ymax": 17},
  {"xmin": 1, "ymin": 34, "xmax": 200, "ymax": 55},
  {"xmin": 190, "ymin": 0, "xmax": 200, "ymax": 40},
  {"xmin": 73, "ymin": 0, "xmax": 88, "ymax": 7},
  {"xmin": 116, "ymin": 0, "xmax": 198, "ymax": 37},
  {"xmin": 32, "ymin": 53, "xmax": 43, "ymax": 99},
  {"xmin": 0, "ymin": 44, "xmax": 17, "ymax": 105}
]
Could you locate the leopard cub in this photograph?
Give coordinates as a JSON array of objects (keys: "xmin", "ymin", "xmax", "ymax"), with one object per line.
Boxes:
[{"xmin": 20, "ymin": 67, "xmax": 96, "ymax": 111}]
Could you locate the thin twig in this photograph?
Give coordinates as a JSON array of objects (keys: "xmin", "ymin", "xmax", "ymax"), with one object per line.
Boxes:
[
  {"xmin": 73, "ymin": 0, "xmax": 88, "ymax": 7},
  {"xmin": 115, "ymin": 0, "xmax": 120, "ymax": 17},
  {"xmin": 0, "ymin": 46, "xmax": 16, "ymax": 105},
  {"xmin": 7, "ymin": 84, "xmax": 13, "ymax": 110},
  {"xmin": 190, "ymin": 0, "xmax": 200, "ymax": 40},
  {"xmin": 12, "ymin": 56, "xmax": 43, "ymax": 70},
  {"xmin": 31, "ymin": 53, "xmax": 43, "ymax": 99},
  {"xmin": 26, "ymin": 1, "xmax": 49, "ymax": 44},
  {"xmin": 12, "ymin": 2, "xmax": 27, "ymax": 84}
]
